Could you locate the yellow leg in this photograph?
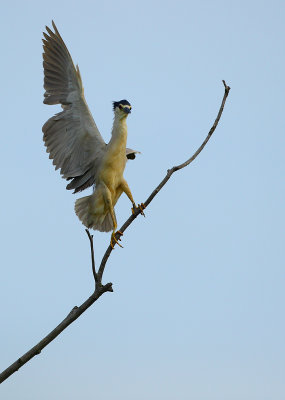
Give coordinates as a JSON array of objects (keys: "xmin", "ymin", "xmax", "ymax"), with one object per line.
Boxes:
[
  {"xmin": 102, "ymin": 183, "xmax": 123, "ymax": 249},
  {"xmin": 121, "ymin": 179, "xmax": 145, "ymax": 216},
  {"xmin": 110, "ymin": 230, "xmax": 123, "ymax": 249},
  {"xmin": 121, "ymin": 179, "xmax": 135, "ymax": 204}
]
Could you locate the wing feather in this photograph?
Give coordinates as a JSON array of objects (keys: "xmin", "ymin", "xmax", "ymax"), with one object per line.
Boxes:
[{"xmin": 42, "ymin": 21, "xmax": 106, "ymax": 182}]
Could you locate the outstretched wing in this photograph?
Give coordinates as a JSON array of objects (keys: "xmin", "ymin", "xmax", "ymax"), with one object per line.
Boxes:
[{"xmin": 42, "ymin": 21, "xmax": 106, "ymax": 187}]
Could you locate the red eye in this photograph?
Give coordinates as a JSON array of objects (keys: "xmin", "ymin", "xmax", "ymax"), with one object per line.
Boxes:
[{"xmin": 119, "ymin": 104, "xmax": 123, "ymax": 110}]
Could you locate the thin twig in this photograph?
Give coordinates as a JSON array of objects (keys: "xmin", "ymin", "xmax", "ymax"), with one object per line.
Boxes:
[
  {"xmin": 172, "ymin": 80, "xmax": 230, "ymax": 172},
  {"xmin": 85, "ymin": 229, "xmax": 97, "ymax": 284},
  {"xmin": 0, "ymin": 80, "xmax": 230, "ymax": 384}
]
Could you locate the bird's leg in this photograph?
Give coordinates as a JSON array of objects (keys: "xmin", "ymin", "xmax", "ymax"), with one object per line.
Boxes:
[
  {"xmin": 120, "ymin": 179, "xmax": 145, "ymax": 216},
  {"xmin": 110, "ymin": 212, "xmax": 123, "ymax": 249},
  {"xmin": 111, "ymin": 228, "xmax": 123, "ymax": 249},
  {"xmin": 102, "ymin": 184, "xmax": 123, "ymax": 249}
]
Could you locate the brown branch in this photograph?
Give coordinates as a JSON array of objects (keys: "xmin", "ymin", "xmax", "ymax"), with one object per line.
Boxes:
[
  {"xmin": 0, "ymin": 80, "xmax": 230, "ymax": 384},
  {"xmin": 0, "ymin": 283, "xmax": 113, "ymax": 384},
  {"xmin": 85, "ymin": 229, "xmax": 97, "ymax": 284}
]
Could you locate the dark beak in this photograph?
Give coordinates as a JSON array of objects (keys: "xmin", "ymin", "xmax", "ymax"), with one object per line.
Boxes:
[{"xmin": 123, "ymin": 107, "xmax": 131, "ymax": 114}]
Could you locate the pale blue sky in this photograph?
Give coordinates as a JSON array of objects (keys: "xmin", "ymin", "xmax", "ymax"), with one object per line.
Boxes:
[{"xmin": 1, "ymin": 0, "xmax": 284, "ymax": 399}]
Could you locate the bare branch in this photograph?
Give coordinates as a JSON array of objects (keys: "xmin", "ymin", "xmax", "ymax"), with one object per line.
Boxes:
[
  {"xmin": 85, "ymin": 229, "xmax": 97, "ymax": 284},
  {"xmin": 0, "ymin": 81, "xmax": 230, "ymax": 384},
  {"xmin": 171, "ymin": 80, "xmax": 230, "ymax": 172},
  {"xmin": 0, "ymin": 283, "xmax": 113, "ymax": 384}
]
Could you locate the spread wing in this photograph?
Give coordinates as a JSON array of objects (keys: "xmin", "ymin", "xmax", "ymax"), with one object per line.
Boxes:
[{"xmin": 42, "ymin": 21, "xmax": 106, "ymax": 189}]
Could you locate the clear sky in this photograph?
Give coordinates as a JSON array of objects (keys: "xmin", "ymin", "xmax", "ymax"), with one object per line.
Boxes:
[{"xmin": 1, "ymin": 0, "xmax": 284, "ymax": 399}]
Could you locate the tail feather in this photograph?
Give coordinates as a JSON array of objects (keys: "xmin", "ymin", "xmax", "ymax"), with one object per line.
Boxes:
[{"xmin": 75, "ymin": 194, "xmax": 115, "ymax": 232}]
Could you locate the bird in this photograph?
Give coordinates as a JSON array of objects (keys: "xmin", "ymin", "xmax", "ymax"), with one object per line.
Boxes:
[{"xmin": 42, "ymin": 21, "xmax": 144, "ymax": 248}]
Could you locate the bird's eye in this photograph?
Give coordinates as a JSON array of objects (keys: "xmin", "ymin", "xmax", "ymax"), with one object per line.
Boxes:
[{"xmin": 119, "ymin": 104, "xmax": 123, "ymax": 110}]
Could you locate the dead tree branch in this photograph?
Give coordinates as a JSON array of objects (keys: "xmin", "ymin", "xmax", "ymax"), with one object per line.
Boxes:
[
  {"xmin": 0, "ymin": 81, "xmax": 230, "ymax": 384},
  {"xmin": 85, "ymin": 229, "xmax": 97, "ymax": 284}
]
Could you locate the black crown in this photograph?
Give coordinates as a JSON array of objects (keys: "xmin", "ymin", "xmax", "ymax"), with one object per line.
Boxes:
[{"xmin": 113, "ymin": 99, "xmax": 131, "ymax": 110}]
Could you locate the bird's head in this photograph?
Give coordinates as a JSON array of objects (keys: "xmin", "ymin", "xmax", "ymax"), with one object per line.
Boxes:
[{"xmin": 113, "ymin": 100, "xmax": 132, "ymax": 119}]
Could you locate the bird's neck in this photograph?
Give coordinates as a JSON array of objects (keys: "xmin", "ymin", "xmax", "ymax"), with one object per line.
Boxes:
[{"xmin": 109, "ymin": 116, "xmax": 128, "ymax": 149}]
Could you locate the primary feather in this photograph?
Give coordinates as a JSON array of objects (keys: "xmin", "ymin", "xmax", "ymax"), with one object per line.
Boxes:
[{"xmin": 42, "ymin": 21, "xmax": 106, "ymax": 192}]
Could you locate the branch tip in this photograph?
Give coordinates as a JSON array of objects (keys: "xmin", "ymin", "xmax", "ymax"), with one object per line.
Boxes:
[{"xmin": 222, "ymin": 80, "xmax": 230, "ymax": 92}]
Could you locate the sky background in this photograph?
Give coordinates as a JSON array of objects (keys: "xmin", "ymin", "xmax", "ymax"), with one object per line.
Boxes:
[{"xmin": 1, "ymin": 0, "xmax": 284, "ymax": 399}]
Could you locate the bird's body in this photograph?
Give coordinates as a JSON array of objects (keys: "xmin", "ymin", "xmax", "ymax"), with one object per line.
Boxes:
[
  {"xmin": 75, "ymin": 115, "xmax": 132, "ymax": 232},
  {"xmin": 42, "ymin": 21, "xmax": 140, "ymax": 245}
]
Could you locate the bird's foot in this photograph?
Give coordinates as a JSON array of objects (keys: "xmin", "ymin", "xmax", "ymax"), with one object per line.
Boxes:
[
  {"xmin": 131, "ymin": 203, "xmax": 146, "ymax": 217},
  {"xmin": 110, "ymin": 230, "xmax": 124, "ymax": 249},
  {"xmin": 138, "ymin": 203, "xmax": 146, "ymax": 216}
]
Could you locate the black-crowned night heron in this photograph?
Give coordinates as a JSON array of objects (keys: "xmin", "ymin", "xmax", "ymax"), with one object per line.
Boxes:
[{"xmin": 42, "ymin": 21, "xmax": 144, "ymax": 248}]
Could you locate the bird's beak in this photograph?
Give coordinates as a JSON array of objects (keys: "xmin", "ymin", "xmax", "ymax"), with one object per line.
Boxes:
[{"xmin": 123, "ymin": 107, "xmax": 131, "ymax": 114}]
